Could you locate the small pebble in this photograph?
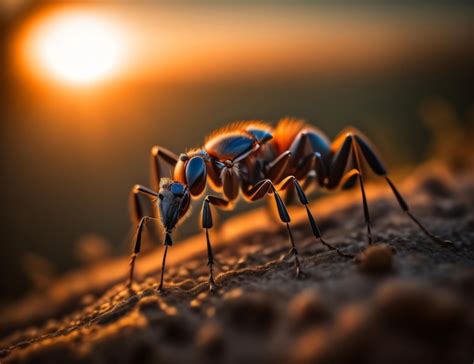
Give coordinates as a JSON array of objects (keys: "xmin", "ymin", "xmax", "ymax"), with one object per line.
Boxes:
[{"xmin": 356, "ymin": 244, "xmax": 396, "ymax": 274}]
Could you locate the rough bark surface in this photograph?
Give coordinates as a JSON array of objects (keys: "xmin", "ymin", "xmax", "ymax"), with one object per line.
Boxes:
[{"xmin": 1, "ymin": 160, "xmax": 473, "ymax": 364}]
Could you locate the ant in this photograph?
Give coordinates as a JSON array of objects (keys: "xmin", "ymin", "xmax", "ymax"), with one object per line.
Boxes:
[{"xmin": 127, "ymin": 119, "xmax": 452, "ymax": 291}]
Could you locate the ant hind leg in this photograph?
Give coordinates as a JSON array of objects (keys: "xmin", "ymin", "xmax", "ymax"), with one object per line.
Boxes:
[
  {"xmin": 351, "ymin": 130, "xmax": 454, "ymax": 247},
  {"xmin": 328, "ymin": 132, "xmax": 374, "ymax": 246},
  {"xmin": 385, "ymin": 176, "xmax": 454, "ymax": 247}
]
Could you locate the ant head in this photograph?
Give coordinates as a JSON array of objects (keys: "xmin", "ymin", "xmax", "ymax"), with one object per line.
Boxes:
[{"xmin": 158, "ymin": 179, "xmax": 191, "ymax": 234}]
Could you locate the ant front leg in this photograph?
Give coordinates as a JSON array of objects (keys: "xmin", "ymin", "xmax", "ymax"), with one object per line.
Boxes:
[
  {"xmin": 128, "ymin": 215, "xmax": 161, "ymax": 289},
  {"xmin": 128, "ymin": 184, "xmax": 175, "ymax": 291},
  {"xmin": 150, "ymin": 146, "xmax": 179, "ymax": 191},
  {"xmin": 130, "ymin": 184, "xmax": 160, "ymax": 225},
  {"xmin": 201, "ymin": 196, "xmax": 230, "ymax": 292},
  {"xmin": 157, "ymin": 232, "xmax": 173, "ymax": 291},
  {"xmin": 244, "ymin": 179, "xmax": 303, "ymax": 277},
  {"xmin": 128, "ymin": 185, "xmax": 160, "ymax": 288},
  {"xmin": 279, "ymin": 176, "xmax": 354, "ymax": 258}
]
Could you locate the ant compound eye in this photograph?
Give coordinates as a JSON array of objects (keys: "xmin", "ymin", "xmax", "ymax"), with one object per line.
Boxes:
[
  {"xmin": 158, "ymin": 193, "xmax": 164, "ymax": 200},
  {"xmin": 170, "ymin": 183, "xmax": 185, "ymax": 197}
]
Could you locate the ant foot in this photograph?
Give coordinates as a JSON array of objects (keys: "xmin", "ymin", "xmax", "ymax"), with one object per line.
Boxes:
[
  {"xmin": 294, "ymin": 255, "xmax": 304, "ymax": 279},
  {"xmin": 337, "ymin": 249, "xmax": 355, "ymax": 259},
  {"xmin": 280, "ymin": 248, "xmax": 295, "ymax": 262},
  {"xmin": 208, "ymin": 278, "xmax": 218, "ymax": 293},
  {"xmin": 295, "ymin": 266, "xmax": 301, "ymax": 278},
  {"xmin": 126, "ymin": 284, "xmax": 137, "ymax": 295},
  {"xmin": 295, "ymin": 266, "xmax": 308, "ymax": 279},
  {"xmin": 319, "ymin": 238, "xmax": 354, "ymax": 259},
  {"xmin": 433, "ymin": 235, "xmax": 456, "ymax": 248}
]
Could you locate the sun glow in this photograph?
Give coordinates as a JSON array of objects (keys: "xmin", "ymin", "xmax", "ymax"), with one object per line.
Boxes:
[{"xmin": 30, "ymin": 11, "xmax": 124, "ymax": 85}]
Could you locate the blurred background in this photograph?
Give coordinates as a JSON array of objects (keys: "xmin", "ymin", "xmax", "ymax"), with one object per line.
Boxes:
[{"xmin": 0, "ymin": 1, "xmax": 473, "ymax": 305}]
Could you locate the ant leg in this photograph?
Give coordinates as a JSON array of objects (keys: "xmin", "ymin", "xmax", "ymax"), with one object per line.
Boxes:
[
  {"xmin": 351, "ymin": 131, "xmax": 454, "ymax": 247},
  {"xmin": 279, "ymin": 176, "xmax": 354, "ymax": 258},
  {"xmin": 293, "ymin": 152, "xmax": 318, "ymax": 181},
  {"xmin": 157, "ymin": 232, "xmax": 173, "ymax": 291},
  {"xmin": 300, "ymin": 152, "xmax": 328, "ymax": 192},
  {"xmin": 245, "ymin": 179, "xmax": 302, "ymax": 277},
  {"xmin": 339, "ymin": 169, "xmax": 361, "ymax": 190},
  {"xmin": 328, "ymin": 132, "xmax": 373, "ymax": 245},
  {"xmin": 314, "ymin": 152, "xmax": 328, "ymax": 186},
  {"xmin": 157, "ymin": 246, "xmax": 168, "ymax": 290},
  {"xmin": 327, "ymin": 134, "xmax": 353, "ymax": 188},
  {"xmin": 128, "ymin": 185, "xmax": 160, "ymax": 288},
  {"xmin": 385, "ymin": 176, "xmax": 454, "ymax": 247},
  {"xmin": 129, "ymin": 184, "xmax": 159, "ymax": 225},
  {"xmin": 267, "ymin": 150, "xmax": 317, "ymax": 207},
  {"xmin": 201, "ymin": 196, "xmax": 230, "ymax": 291},
  {"xmin": 150, "ymin": 146, "xmax": 179, "ymax": 191},
  {"xmin": 286, "ymin": 128, "xmax": 331, "ymax": 182},
  {"xmin": 352, "ymin": 141, "xmax": 373, "ymax": 245},
  {"xmin": 128, "ymin": 216, "xmax": 161, "ymax": 288},
  {"xmin": 301, "ymin": 170, "xmax": 316, "ymax": 191},
  {"xmin": 267, "ymin": 150, "xmax": 292, "ymax": 182}
]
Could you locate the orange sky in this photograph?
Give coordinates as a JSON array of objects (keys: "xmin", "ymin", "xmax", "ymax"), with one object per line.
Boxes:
[{"xmin": 12, "ymin": 3, "xmax": 473, "ymax": 86}]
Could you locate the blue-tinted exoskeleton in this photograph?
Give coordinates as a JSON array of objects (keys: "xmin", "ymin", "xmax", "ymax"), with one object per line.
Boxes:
[{"xmin": 128, "ymin": 119, "xmax": 452, "ymax": 291}]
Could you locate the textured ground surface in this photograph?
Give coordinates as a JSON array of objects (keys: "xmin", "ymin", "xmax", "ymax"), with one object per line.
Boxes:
[{"xmin": 0, "ymin": 160, "xmax": 473, "ymax": 364}]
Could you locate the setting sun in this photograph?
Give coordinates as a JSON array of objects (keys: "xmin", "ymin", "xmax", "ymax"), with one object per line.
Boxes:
[{"xmin": 30, "ymin": 12, "xmax": 124, "ymax": 85}]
